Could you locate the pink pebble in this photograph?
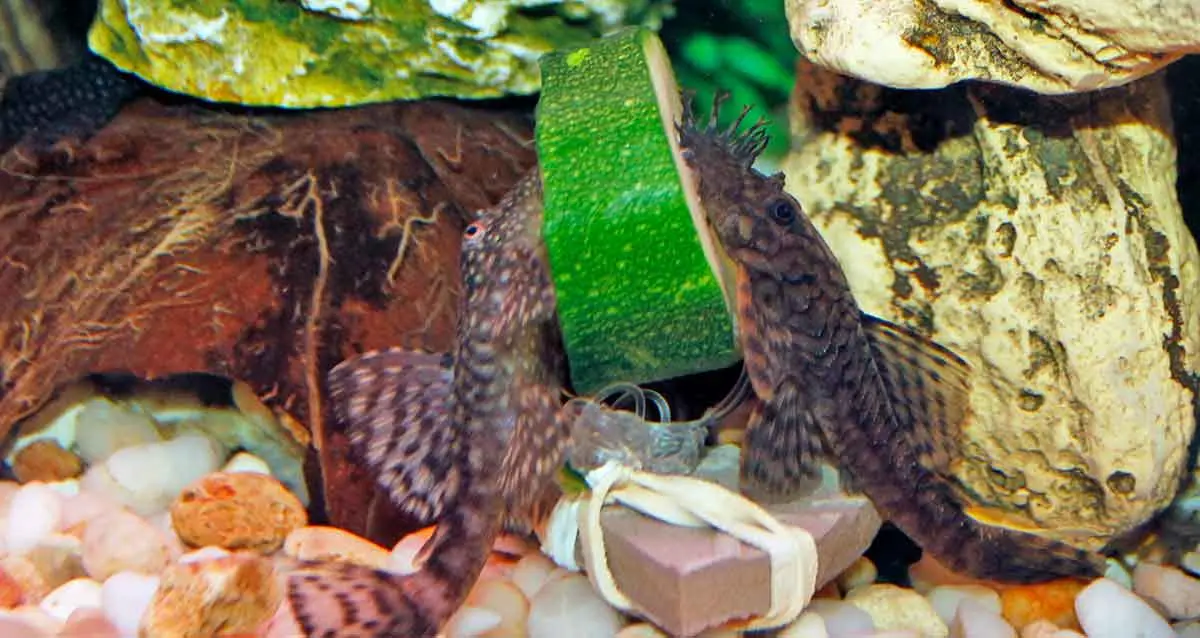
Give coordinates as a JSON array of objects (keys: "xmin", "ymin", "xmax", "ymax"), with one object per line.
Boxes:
[
  {"xmin": 58, "ymin": 607, "xmax": 120, "ymax": 637},
  {"xmin": 1133, "ymin": 561, "xmax": 1200, "ymax": 620},
  {"xmin": 0, "ymin": 615, "xmax": 52, "ymax": 637}
]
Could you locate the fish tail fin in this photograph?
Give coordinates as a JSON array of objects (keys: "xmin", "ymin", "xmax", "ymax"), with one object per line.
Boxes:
[
  {"xmin": 327, "ymin": 348, "xmax": 458, "ymax": 523},
  {"xmin": 739, "ymin": 391, "xmax": 825, "ymax": 500},
  {"xmin": 905, "ymin": 478, "xmax": 1106, "ymax": 582},
  {"xmin": 285, "ymin": 561, "xmax": 441, "ymax": 637},
  {"xmin": 940, "ymin": 521, "xmax": 1107, "ymax": 583}
]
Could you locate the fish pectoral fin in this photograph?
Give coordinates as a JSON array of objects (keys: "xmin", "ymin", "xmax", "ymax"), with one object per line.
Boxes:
[
  {"xmin": 328, "ymin": 348, "xmax": 458, "ymax": 524},
  {"xmin": 861, "ymin": 313, "xmax": 972, "ymax": 476},
  {"xmin": 498, "ymin": 391, "xmax": 571, "ymax": 535},
  {"xmin": 739, "ymin": 393, "xmax": 826, "ymax": 501}
]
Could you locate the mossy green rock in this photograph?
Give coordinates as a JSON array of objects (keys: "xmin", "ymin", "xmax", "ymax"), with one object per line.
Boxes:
[{"xmin": 87, "ymin": 0, "xmax": 672, "ymax": 107}]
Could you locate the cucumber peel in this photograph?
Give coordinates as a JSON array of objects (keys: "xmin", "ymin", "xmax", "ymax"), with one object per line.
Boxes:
[{"xmin": 536, "ymin": 27, "xmax": 740, "ymax": 395}]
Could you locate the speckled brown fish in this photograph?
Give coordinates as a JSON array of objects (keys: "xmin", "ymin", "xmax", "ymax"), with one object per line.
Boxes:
[
  {"xmin": 677, "ymin": 93, "xmax": 1107, "ymax": 583},
  {"xmin": 287, "ymin": 169, "xmax": 571, "ymax": 636},
  {"xmin": 0, "ymin": 53, "xmax": 140, "ymax": 151}
]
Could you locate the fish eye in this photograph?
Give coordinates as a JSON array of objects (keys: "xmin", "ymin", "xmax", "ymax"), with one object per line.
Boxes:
[
  {"xmin": 464, "ymin": 221, "xmax": 485, "ymax": 239},
  {"xmin": 767, "ymin": 199, "xmax": 797, "ymax": 226}
]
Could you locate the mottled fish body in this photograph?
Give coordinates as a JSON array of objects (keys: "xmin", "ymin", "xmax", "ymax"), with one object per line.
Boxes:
[
  {"xmin": 677, "ymin": 93, "xmax": 1105, "ymax": 582},
  {"xmin": 289, "ymin": 170, "xmax": 571, "ymax": 636}
]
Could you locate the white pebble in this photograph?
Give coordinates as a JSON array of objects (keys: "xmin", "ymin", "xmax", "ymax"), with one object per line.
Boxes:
[
  {"xmin": 7, "ymin": 482, "xmax": 63, "ymax": 555},
  {"xmin": 59, "ymin": 491, "xmax": 119, "ymax": 530},
  {"xmin": 78, "ymin": 466, "xmax": 125, "ymax": 511},
  {"xmin": 1133, "ymin": 561, "xmax": 1200, "ymax": 620},
  {"xmin": 178, "ymin": 546, "xmax": 231, "ymax": 564},
  {"xmin": 74, "ymin": 398, "xmax": 162, "ymax": 464},
  {"xmin": 1075, "ymin": 577, "xmax": 1174, "ymax": 638},
  {"xmin": 389, "ymin": 527, "xmax": 434, "ymax": 575},
  {"xmin": 805, "ymin": 599, "xmax": 875, "ymax": 635},
  {"xmin": 465, "ymin": 578, "xmax": 527, "ymax": 635},
  {"xmin": 101, "ymin": 571, "xmax": 160, "ymax": 636},
  {"xmin": 779, "ymin": 611, "xmax": 828, "ymax": 637},
  {"xmin": 145, "ymin": 510, "xmax": 184, "ymax": 555},
  {"xmin": 95, "ymin": 433, "xmax": 224, "ymax": 516},
  {"xmin": 1020, "ymin": 620, "xmax": 1085, "ymax": 637},
  {"xmin": 690, "ymin": 443, "xmax": 742, "ymax": 490},
  {"xmin": 43, "ymin": 479, "xmax": 80, "ymax": 497},
  {"xmin": 1176, "ymin": 620, "xmax": 1200, "ymax": 638},
  {"xmin": 1104, "ymin": 558, "xmax": 1134, "ymax": 589},
  {"xmin": 221, "ymin": 452, "xmax": 272, "ymax": 475},
  {"xmin": 1182, "ymin": 550, "xmax": 1200, "ymax": 579},
  {"xmin": 38, "ymin": 578, "xmax": 102, "ymax": 622},
  {"xmin": 950, "ymin": 599, "xmax": 1015, "ymax": 638},
  {"xmin": 0, "ymin": 481, "xmax": 20, "ymax": 513},
  {"xmin": 527, "ymin": 573, "xmax": 623, "ymax": 638},
  {"xmin": 511, "ymin": 551, "xmax": 559, "ymax": 600},
  {"xmin": 27, "ymin": 533, "xmax": 85, "ymax": 590},
  {"xmin": 927, "ymin": 585, "xmax": 1002, "ymax": 625},
  {"xmin": 444, "ymin": 606, "xmax": 503, "ymax": 637},
  {"xmin": 81, "ymin": 510, "xmax": 173, "ymax": 581}
]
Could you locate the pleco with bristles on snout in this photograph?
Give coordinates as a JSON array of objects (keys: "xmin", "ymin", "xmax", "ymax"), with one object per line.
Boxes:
[{"xmin": 676, "ymin": 90, "xmax": 1107, "ymax": 583}]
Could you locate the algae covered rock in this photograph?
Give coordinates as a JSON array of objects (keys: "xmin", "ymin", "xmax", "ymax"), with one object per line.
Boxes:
[
  {"xmin": 783, "ymin": 61, "xmax": 1200, "ymax": 544},
  {"xmin": 87, "ymin": 0, "xmax": 673, "ymax": 107}
]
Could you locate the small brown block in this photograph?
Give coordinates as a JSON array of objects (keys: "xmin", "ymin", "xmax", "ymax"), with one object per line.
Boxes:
[
  {"xmin": 602, "ymin": 507, "xmax": 769, "ymax": 637},
  {"xmin": 597, "ymin": 494, "xmax": 880, "ymax": 637},
  {"xmin": 771, "ymin": 494, "xmax": 883, "ymax": 588}
]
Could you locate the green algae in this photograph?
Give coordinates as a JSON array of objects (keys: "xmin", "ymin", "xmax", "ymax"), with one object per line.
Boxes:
[{"xmin": 88, "ymin": 0, "xmax": 672, "ymax": 107}]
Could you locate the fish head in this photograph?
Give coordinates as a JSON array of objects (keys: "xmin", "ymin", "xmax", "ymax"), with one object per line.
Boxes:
[
  {"xmin": 676, "ymin": 92, "xmax": 829, "ymax": 278},
  {"xmin": 458, "ymin": 171, "xmax": 557, "ymax": 343}
]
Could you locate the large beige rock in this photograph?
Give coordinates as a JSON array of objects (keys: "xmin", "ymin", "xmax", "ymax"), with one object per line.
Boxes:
[
  {"xmin": 783, "ymin": 61, "xmax": 1199, "ymax": 544},
  {"xmin": 785, "ymin": 0, "xmax": 1196, "ymax": 94}
]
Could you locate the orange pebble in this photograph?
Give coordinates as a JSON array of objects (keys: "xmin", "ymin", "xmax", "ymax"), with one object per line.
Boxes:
[
  {"xmin": 171, "ymin": 472, "xmax": 307, "ymax": 554},
  {"xmin": 907, "ymin": 549, "xmax": 1091, "ymax": 630},
  {"xmin": 998, "ymin": 578, "xmax": 1088, "ymax": 631},
  {"xmin": 0, "ymin": 567, "xmax": 22, "ymax": 608}
]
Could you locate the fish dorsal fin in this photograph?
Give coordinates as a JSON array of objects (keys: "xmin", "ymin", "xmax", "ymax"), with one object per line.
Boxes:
[
  {"xmin": 328, "ymin": 348, "xmax": 457, "ymax": 524},
  {"xmin": 861, "ymin": 313, "xmax": 973, "ymax": 476}
]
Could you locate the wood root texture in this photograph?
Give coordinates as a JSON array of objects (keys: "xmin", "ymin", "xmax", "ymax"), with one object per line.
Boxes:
[{"xmin": 0, "ymin": 96, "xmax": 537, "ymax": 540}]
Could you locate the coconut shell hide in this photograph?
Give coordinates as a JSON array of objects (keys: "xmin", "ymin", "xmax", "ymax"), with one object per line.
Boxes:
[{"xmin": 0, "ymin": 96, "xmax": 537, "ymax": 540}]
